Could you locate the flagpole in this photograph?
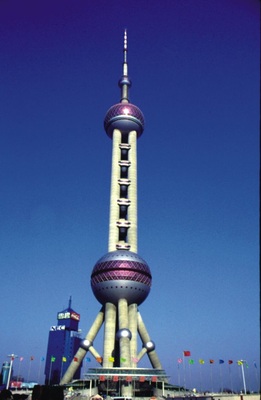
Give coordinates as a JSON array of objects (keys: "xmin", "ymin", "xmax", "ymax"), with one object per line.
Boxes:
[
  {"xmin": 200, "ymin": 364, "xmax": 202, "ymax": 393},
  {"xmin": 210, "ymin": 363, "xmax": 213, "ymax": 393},
  {"xmin": 38, "ymin": 358, "xmax": 43, "ymax": 384},
  {"xmin": 228, "ymin": 361, "xmax": 233, "ymax": 393},
  {"xmin": 183, "ymin": 353, "xmax": 186, "ymax": 391},
  {"xmin": 239, "ymin": 360, "xmax": 247, "ymax": 394},
  {"xmin": 17, "ymin": 358, "xmax": 22, "ymax": 390},
  {"xmin": 199, "ymin": 361, "xmax": 203, "ymax": 393},
  {"xmin": 38, "ymin": 358, "xmax": 41, "ymax": 383},
  {"xmin": 27, "ymin": 358, "xmax": 32, "ymax": 383},
  {"xmin": 48, "ymin": 358, "xmax": 53, "ymax": 385},
  {"xmin": 60, "ymin": 359, "xmax": 63, "ymax": 382},
  {"xmin": 253, "ymin": 362, "xmax": 259, "ymax": 392},
  {"xmin": 188, "ymin": 360, "xmax": 193, "ymax": 389},
  {"xmin": 177, "ymin": 363, "xmax": 181, "ymax": 395},
  {"xmin": 219, "ymin": 363, "xmax": 223, "ymax": 393}
]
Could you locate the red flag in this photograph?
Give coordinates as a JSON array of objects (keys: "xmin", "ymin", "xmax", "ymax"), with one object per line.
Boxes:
[
  {"xmin": 73, "ymin": 357, "xmax": 78, "ymax": 362},
  {"xmin": 183, "ymin": 351, "xmax": 191, "ymax": 357},
  {"xmin": 210, "ymin": 359, "xmax": 214, "ymax": 364},
  {"xmin": 228, "ymin": 360, "xmax": 233, "ymax": 364}
]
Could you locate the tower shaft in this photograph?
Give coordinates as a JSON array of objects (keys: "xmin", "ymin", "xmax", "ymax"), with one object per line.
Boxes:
[{"xmin": 108, "ymin": 129, "xmax": 138, "ymax": 252}]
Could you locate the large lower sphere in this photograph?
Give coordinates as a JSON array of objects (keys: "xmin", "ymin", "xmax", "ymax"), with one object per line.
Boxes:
[{"xmin": 91, "ymin": 250, "xmax": 152, "ymax": 305}]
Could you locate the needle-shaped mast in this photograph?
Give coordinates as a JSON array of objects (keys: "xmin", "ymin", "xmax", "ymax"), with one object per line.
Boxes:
[{"xmin": 119, "ymin": 29, "xmax": 132, "ymax": 103}]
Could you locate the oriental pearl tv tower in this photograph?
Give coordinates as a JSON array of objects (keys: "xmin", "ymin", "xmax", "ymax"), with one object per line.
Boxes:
[{"xmin": 60, "ymin": 31, "xmax": 168, "ymax": 396}]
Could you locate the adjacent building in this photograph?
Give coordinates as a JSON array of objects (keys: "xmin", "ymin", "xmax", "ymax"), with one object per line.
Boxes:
[{"xmin": 44, "ymin": 297, "xmax": 82, "ymax": 385}]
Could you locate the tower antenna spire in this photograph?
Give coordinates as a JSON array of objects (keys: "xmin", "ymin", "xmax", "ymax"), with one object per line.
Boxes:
[{"xmin": 119, "ymin": 28, "xmax": 131, "ymax": 103}]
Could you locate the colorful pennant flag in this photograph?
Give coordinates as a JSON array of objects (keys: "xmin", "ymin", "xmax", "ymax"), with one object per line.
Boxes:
[
  {"xmin": 132, "ymin": 356, "xmax": 139, "ymax": 363},
  {"xmin": 62, "ymin": 357, "xmax": 67, "ymax": 362},
  {"xmin": 189, "ymin": 359, "xmax": 194, "ymax": 365},
  {"xmin": 210, "ymin": 359, "xmax": 214, "ymax": 364},
  {"xmin": 96, "ymin": 356, "xmax": 103, "ymax": 363},
  {"xmin": 237, "ymin": 361, "xmax": 243, "ymax": 365},
  {"xmin": 183, "ymin": 351, "xmax": 191, "ymax": 356},
  {"xmin": 254, "ymin": 362, "xmax": 257, "ymax": 369},
  {"xmin": 228, "ymin": 360, "xmax": 233, "ymax": 364},
  {"xmin": 219, "ymin": 360, "xmax": 224, "ymax": 364},
  {"xmin": 30, "ymin": 356, "xmax": 34, "ymax": 361},
  {"xmin": 86, "ymin": 357, "xmax": 91, "ymax": 362},
  {"xmin": 41, "ymin": 357, "xmax": 45, "ymax": 362},
  {"xmin": 177, "ymin": 358, "xmax": 183, "ymax": 364},
  {"xmin": 120, "ymin": 357, "xmax": 126, "ymax": 362},
  {"xmin": 73, "ymin": 357, "xmax": 79, "ymax": 362},
  {"xmin": 108, "ymin": 356, "xmax": 115, "ymax": 362},
  {"xmin": 20, "ymin": 357, "xmax": 24, "ymax": 362},
  {"xmin": 51, "ymin": 356, "xmax": 56, "ymax": 362},
  {"xmin": 199, "ymin": 359, "xmax": 205, "ymax": 364}
]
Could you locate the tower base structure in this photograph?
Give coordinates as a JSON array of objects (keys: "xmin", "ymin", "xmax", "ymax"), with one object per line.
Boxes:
[
  {"xmin": 83, "ymin": 367, "xmax": 168, "ymax": 398},
  {"xmin": 60, "ymin": 305, "xmax": 168, "ymax": 397}
]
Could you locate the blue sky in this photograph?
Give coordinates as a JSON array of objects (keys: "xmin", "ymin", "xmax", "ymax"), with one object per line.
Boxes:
[{"xmin": 0, "ymin": 0, "xmax": 259, "ymax": 393}]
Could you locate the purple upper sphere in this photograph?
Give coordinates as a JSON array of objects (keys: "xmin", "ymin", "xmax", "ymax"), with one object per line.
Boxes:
[
  {"xmin": 104, "ymin": 103, "xmax": 145, "ymax": 138},
  {"xmin": 91, "ymin": 250, "xmax": 151, "ymax": 306}
]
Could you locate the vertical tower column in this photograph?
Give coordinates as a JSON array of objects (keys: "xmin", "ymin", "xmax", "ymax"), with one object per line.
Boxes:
[
  {"xmin": 109, "ymin": 129, "xmax": 121, "ymax": 252},
  {"xmin": 128, "ymin": 130, "xmax": 138, "ymax": 253},
  {"xmin": 129, "ymin": 303, "xmax": 138, "ymax": 367},
  {"xmin": 103, "ymin": 302, "xmax": 116, "ymax": 368},
  {"xmin": 118, "ymin": 298, "xmax": 131, "ymax": 367}
]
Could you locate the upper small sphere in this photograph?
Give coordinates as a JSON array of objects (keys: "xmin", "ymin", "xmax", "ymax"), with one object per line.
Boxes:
[
  {"xmin": 104, "ymin": 103, "xmax": 145, "ymax": 138},
  {"xmin": 91, "ymin": 250, "xmax": 151, "ymax": 306}
]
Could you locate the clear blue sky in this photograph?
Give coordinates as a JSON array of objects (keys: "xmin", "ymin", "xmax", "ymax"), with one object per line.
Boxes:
[{"xmin": 0, "ymin": 0, "xmax": 259, "ymax": 393}]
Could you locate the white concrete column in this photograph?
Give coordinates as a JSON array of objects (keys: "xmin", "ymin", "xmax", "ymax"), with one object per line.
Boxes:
[
  {"xmin": 118, "ymin": 298, "xmax": 131, "ymax": 366},
  {"xmin": 60, "ymin": 308, "xmax": 104, "ymax": 384},
  {"xmin": 128, "ymin": 131, "xmax": 138, "ymax": 253},
  {"xmin": 128, "ymin": 303, "xmax": 138, "ymax": 367},
  {"xmin": 108, "ymin": 129, "xmax": 122, "ymax": 252},
  {"xmin": 103, "ymin": 302, "xmax": 116, "ymax": 367}
]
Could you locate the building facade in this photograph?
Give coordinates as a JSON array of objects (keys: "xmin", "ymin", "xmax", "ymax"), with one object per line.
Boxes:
[{"xmin": 44, "ymin": 297, "xmax": 82, "ymax": 385}]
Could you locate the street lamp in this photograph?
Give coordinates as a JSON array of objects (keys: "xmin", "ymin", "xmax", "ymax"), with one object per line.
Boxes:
[{"xmin": 6, "ymin": 354, "xmax": 18, "ymax": 390}]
